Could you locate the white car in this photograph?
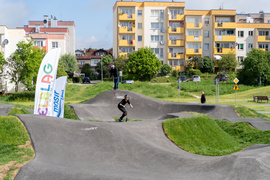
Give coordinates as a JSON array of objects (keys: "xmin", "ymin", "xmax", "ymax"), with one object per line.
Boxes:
[{"xmin": 192, "ymin": 75, "xmax": 201, "ymax": 82}]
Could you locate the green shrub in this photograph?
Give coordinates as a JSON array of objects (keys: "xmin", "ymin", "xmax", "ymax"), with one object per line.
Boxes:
[
  {"xmin": 72, "ymin": 77, "xmax": 82, "ymax": 83},
  {"xmin": 8, "ymin": 91, "xmax": 35, "ymax": 101},
  {"xmin": 188, "ymin": 69, "xmax": 202, "ymax": 76},
  {"xmin": 172, "ymin": 70, "xmax": 179, "ymax": 77},
  {"xmin": 161, "ymin": 64, "xmax": 172, "ymax": 76}
]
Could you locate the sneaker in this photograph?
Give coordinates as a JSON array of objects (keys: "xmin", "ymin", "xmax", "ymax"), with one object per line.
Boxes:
[
  {"xmin": 126, "ymin": 118, "xmax": 128, "ymax": 122},
  {"xmin": 118, "ymin": 119, "xmax": 123, "ymax": 122}
]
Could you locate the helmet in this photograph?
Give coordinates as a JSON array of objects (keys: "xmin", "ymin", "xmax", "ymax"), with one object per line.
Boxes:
[
  {"xmin": 112, "ymin": 65, "xmax": 115, "ymax": 68},
  {"xmin": 124, "ymin": 94, "xmax": 129, "ymax": 98}
]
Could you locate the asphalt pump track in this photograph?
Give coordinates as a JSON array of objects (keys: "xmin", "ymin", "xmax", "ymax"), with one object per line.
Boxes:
[{"xmin": 13, "ymin": 90, "xmax": 270, "ymax": 179}]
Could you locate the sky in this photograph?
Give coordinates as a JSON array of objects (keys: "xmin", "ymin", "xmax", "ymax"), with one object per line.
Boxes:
[{"xmin": 1, "ymin": 0, "xmax": 270, "ymax": 50}]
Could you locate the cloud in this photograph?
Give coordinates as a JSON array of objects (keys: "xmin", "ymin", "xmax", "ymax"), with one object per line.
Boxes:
[
  {"xmin": 0, "ymin": 0, "xmax": 30, "ymax": 28},
  {"xmin": 76, "ymin": 35, "xmax": 112, "ymax": 50}
]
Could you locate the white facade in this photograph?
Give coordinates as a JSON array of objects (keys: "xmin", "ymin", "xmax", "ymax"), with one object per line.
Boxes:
[
  {"xmin": 236, "ymin": 28, "xmax": 255, "ymax": 68},
  {"xmin": 0, "ymin": 26, "xmax": 27, "ymax": 93}
]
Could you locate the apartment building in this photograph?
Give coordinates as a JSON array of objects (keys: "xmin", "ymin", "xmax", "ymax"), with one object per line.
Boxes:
[
  {"xmin": 113, "ymin": 1, "xmax": 270, "ymax": 72},
  {"xmin": 17, "ymin": 15, "xmax": 75, "ymax": 55},
  {"xmin": 0, "ymin": 26, "xmax": 27, "ymax": 93}
]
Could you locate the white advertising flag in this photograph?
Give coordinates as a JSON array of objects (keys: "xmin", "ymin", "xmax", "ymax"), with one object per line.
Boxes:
[
  {"xmin": 34, "ymin": 48, "xmax": 61, "ymax": 116},
  {"xmin": 52, "ymin": 76, "xmax": 67, "ymax": 118}
]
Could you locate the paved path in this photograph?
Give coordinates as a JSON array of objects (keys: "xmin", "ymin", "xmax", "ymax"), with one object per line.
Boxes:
[
  {"xmin": 0, "ymin": 103, "xmax": 14, "ymax": 116},
  {"xmin": 15, "ymin": 90, "xmax": 270, "ymax": 179}
]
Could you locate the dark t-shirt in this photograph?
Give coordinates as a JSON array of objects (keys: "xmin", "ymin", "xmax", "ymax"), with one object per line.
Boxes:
[
  {"xmin": 118, "ymin": 99, "xmax": 130, "ymax": 107},
  {"xmin": 201, "ymin": 94, "xmax": 206, "ymax": 104}
]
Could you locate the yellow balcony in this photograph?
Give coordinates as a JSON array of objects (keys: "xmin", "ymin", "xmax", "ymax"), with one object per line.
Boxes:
[
  {"xmin": 119, "ymin": 40, "xmax": 136, "ymax": 46},
  {"xmin": 214, "ymin": 48, "xmax": 236, "ymax": 54},
  {"xmin": 119, "ymin": 13, "xmax": 135, "ymax": 21},
  {"xmin": 169, "ymin": 14, "xmax": 185, "ymax": 21},
  {"xmin": 168, "ymin": 53, "xmax": 185, "ymax": 59},
  {"xmin": 186, "ymin": 48, "xmax": 202, "ymax": 55},
  {"xmin": 168, "ymin": 27, "xmax": 185, "ymax": 34},
  {"xmin": 168, "ymin": 40, "xmax": 185, "ymax": 46},
  {"xmin": 171, "ymin": 66, "xmax": 185, "ymax": 72},
  {"xmin": 119, "ymin": 26, "xmax": 135, "ymax": 33},
  {"xmin": 119, "ymin": 52, "xmax": 129, "ymax": 57},
  {"xmin": 186, "ymin": 22, "xmax": 202, "ymax": 29},
  {"xmin": 258, "ymin": 36, "xmax": 270, "ymax": 42},
  {"xmin": 186, "ymin": 36, "xmax": 202, "ymax": 42},
  {"xmin": 215, "ymin": 22, "xmax": 236, "ymax": 29},
  {"xmin": 215, "ymin": 35, "xmax": 236, "ymax": 42}
]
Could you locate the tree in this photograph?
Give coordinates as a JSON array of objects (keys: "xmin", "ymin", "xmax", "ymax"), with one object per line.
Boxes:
[
  {"xmin": 57, "ymin": 60, "xmax": 68, "ymax": 78},
  {"xmin": 0, "ymin": 52, "xmax": 7, "ymax": 73},
  {"xmin": 7, "ymin": 39, "xmax": 45, "ymax": 91},
  {"xmin": 59, "ymin": 53, "xmax": 78, "ymax": 76},
  {"xmin": 186, "ymin": 56, "xmax": 203, "ymax": 70},
  {"xmin": 200, "ymin": 57, "xmax": 214, "ymax": 73},
  {"xmin": 81, "ymin": 63, "xmax": 94, "ymax": 77},
  {"xmin": 218, "ymin": 53, "xmax": 237, "ymax": 72},
  {"xmin": 238, "ymin": 49, "xmax": 270, "ymax": 86},
  {"xmin": 160, "ymin": 64, "xmax": 172, "ymax": 76},
  {"xmin": 96, "ymin": 55, "xmax": 114, "ymax": 78},
  {"xmin": 127, "ymin": 47, "xmax": 162, "ymax": 81},
  {"xmin": 114, "ymin": 55, "xmax": 128, "ymax": 74}
]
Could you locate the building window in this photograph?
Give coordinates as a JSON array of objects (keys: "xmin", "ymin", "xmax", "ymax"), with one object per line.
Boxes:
[
  {"xmin": 238, "ymin": 31, "xmax": 244, "ymax": 37},
  {"xmin": 138, "ymin": 23, "xmax": 142, "ymax": 29},
  {"xmin": 80, "ymin": 61, "xmax": 85, "ymax": 65},
  {"xmin": 205, "ymin": 18, "xmax": 209, "ymax": 25},
  {"xmin": 151, "ymin": 22, "xmax": 163, "ymax": 29},
  {"xmin": 138, "ymin": 36, "xmax": 142, "ymax": 42},
  {"xmin": 238, "ymin": 44, "xmax": 244, "ymax": 50},
  {"xmin": 248, "ymin": 43, "xmax": 253, "ymax": 49},
  {"xmin": 204, "ymin": 43, "xmax": 209, "ymax": 50},
  {"xmin": 34, "ymin": 41, "xmax": 44, "ymax": 47},
  {"xmin": 52, "ymin": 42, "xmax": 58, "ymax": 48},
  {"xmin": 122, "ymin": 35, "xmax": 133, "ymax": 40},
  {"xmin": 258, "ymin": 31, "xmax": 269, "ymax": 36},
  {"xmin": 151, "ymin": 35, "xmax": 163, "ymax": 42},
  {"xmin": 138, "ymin": 10, "xmax": 142, "ymax": 16},
  {"xmin": 248, "ymin": 31, "xmax": 253, "ymax": 36},
  {"xmin": 238, "ymin": 56, "xmax": 244, "ymax": 63},
  {"xmin": 204, "ymin": 30, "xmax": 209, "ymax": 37},
  {"xmin": 151, "ymin": 48, "xmax": 163, "ymax": 58}
]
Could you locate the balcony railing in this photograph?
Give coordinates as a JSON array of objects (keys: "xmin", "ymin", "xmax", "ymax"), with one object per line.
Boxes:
[
  {"xmin": 169, "ymin": 53, "xmax": 185, "ymax": 59},
  {"xmin": 119, "ymin": 26, "xmax": 135, "ymax": 33},
  {"xmin": 215, "ymin": 35, "xmax": 236, "ymax": 42},
  {"xmin": 186, "ymin": 48, "xmax": 202, "ymax": 54},
  {"xmin": 119, "ymin": 39, "xmax": 136, "ymax": 46},
  {"xmin": 119, "ymin": 13, "xmax": 136, "ymax": 21},
  {"xmin": 168, "ymin": 40, "xmax": 185, "ymax": 46},
  {"xmin": 215, "ymin": 47, "xmax": 236, "ymax": 54},
  {"xmin": 169, "ymin": 14, "xmax": 185, "ymax": 21},
  {"xmin": 168, "ymin": 27, "xmax": 184, "ymax": 34}
]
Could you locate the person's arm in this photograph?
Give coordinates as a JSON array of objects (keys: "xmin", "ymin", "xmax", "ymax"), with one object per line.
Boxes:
[
  {"xmin": 115, "ymin": 67, "xmax": 119, "ymax": 78},
  {"xmin": 130, "ymin": 104, "xmax": 133, "ymax": 108},
  {"xmin": 119, "ymin": 103, "xmax": 125, "ymax": 108}
]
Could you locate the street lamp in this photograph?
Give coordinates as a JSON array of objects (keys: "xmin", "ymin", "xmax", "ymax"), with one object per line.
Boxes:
[{"xmin": 101, "ymin": 55, "xmax": 103, "ymax": 83}]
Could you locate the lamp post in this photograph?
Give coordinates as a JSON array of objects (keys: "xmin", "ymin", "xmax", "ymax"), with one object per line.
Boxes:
[{"xmin": 101, "ymin": 55, "xmax": 103, "ymax": 83}]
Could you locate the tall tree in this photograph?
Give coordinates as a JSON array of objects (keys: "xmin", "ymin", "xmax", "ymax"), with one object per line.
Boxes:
[
  {"xmin": 59, "ymin": 53, "xmax": 78, "ymax": 76},
  {"xmin": 7, "ymin": 39, "xmax": 45, "ymax": 91},
  {"xmin": 218, "ymin": 52, "xmax": 238, "ymax": 72},
  {"xmin": 200, "ymin": 57, "xmax": 214, "ymax": 73},
  {"xmin": 96, "ymin": 55, "xmax": 114, "ymax": 78},
  {"xmin": 186, "ymin": 56, "xmax": 204, "ymax": 70},
  {"xmin": 127, "ymin": 47, "xmax": 162, "ymax": 81},
  {"xmin": 81, "ymin": 63, "xmax": 94, "ymax": 77},
  {"xmin": 114, "ymin": 55, "xmax": 128, "ymax": 74},
  {"xmin": 238, "ymin": 49, "xmax": 270, "ymax": 86},
  {"xmin": 0, "ymin": 52, "xmax": 7, "ymax": 73},
  {"xmin": 57, "ymin": 60, "xmax": 68, "ymax": 78}
]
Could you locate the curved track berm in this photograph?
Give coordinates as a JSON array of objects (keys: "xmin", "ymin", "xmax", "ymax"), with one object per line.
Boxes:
[{"xmin": 15, "ymin": 90, "xmax": 270, "ymax": 179}]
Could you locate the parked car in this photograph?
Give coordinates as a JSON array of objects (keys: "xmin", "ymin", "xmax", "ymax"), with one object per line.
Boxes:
[
  {"xmin": 219, "ymin": 74, "xmax": 228, "ymax": 81},
  {"xmin": 83, "ymin": 77, "xmax": 91, "ymax": 84},
  {"xmin": 121, "ymin": 80, "xmax": 134, "ymax": 84},
  {"xmin": 179, "ymin": 76, "xmax": 188, "ymax": 82},
  {"xmin": 192, "ymin": 75, "xmax": 201, "ymax": 82}
]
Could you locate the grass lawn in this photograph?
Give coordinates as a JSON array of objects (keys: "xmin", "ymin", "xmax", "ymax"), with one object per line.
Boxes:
[
  {"xmin": 0, "ymin": 116, "xmax": 34, "ymax": 179},
  {"xmin": 163, "ymin": 114, "xmax": 270, "ymax": 156}
]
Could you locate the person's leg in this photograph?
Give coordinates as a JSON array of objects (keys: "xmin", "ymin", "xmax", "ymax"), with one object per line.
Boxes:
[
  {"xmin": 114, "ymin": 77, "xmax": 117, "ymax": 90},
  {"xmin": 118, "ymin": 106, "xmax": 127, "ymax": 121},
  {"xmin": 117, "ymin": 76, "xmax": 119, "ymax": 89}
]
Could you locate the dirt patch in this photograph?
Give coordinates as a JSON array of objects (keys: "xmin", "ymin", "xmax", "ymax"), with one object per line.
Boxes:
[{"xmin": 0, "ymin": 141, "xmax": 34, "ymax": 179}]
